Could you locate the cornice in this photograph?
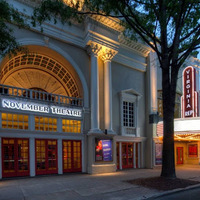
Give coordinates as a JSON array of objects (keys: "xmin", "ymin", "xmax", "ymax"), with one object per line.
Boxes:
[
  {"xmin": 16, "ymin": 0, "xmax": 151, "ymax": 57},
  {"xmin": 113, "ymin": 54, "xmax": 147, "ymax": 72},
  {"xmin": 89, "ymin": 15, "xmax": 125, "ymax": 33},
  {"xmin": 84, "ymin": 30, "xmax": 120, "ymax": 51},
  {"xmin": 119, "ymin": 34, "xmax": 151, "ymax": 57},
  {"xmin": 16, "ymin": 0, "xmax": 124, "ymax": 33}
]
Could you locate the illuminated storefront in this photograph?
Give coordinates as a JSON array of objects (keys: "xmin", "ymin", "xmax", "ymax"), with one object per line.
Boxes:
[
  {"xmin": 155, "ymin": 65, "xmax": 200, "ymax": 166},
  {"xmin": 156, "ymin": 118, "xmax": 200, "ymax": 166},
  {"xmin": 0, "ymin": 84, "xmax": 83, "ymax": 178}
]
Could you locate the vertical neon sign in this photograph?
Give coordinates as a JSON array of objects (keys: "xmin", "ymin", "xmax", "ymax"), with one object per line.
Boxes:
[{"xmin": 181, "ymin": 66, "xmax": 198, "ymax": 117}]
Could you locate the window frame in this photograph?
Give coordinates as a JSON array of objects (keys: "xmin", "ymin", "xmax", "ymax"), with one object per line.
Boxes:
[{"xmin": 120, "ymin": 89, "xmax": 141, "ymax": 136}]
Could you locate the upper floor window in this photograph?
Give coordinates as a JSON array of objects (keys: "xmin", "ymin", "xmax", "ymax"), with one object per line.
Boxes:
[
  {"xmin": 123, "ymin": 101, "xmax": 135, "ymax": 127},
  {"xmin": 120, "ymin": 89, "xmax": 141, "ymax": 136},
  {"xmin": 62, "ymin": 119, "xmax": 81, "ymax": 133},
  {"xmin": 35, "ymin": 116, "xmax": 57, "ymax": 132},
  {"xmin": 1, "ymin": 113, "xmax": 28, "ymax": 130}
]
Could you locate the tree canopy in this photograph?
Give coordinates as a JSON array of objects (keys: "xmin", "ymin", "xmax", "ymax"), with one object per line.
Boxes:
[
  {"xmin": 29, "ymin": 0, "xmax": 200, "ymax": 178},
  {"xmin": 0, "ymin": 0, "xmax": 28, "ymax": 57}
]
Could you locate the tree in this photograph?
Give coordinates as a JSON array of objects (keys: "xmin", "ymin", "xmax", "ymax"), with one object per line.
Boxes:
[
  {"xmin": 0, "ymin": 0, "xmax": 28, "ymax": 57},
  {"xmin": 33, "ymin": 0, "xmax": 200, "ymax": 178}
]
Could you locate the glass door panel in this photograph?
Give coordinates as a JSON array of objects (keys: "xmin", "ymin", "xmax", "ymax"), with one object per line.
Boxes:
[
  {"xmin": 47, "ymin": 140, "xmax": 57, "ymax": 170},
  {"xmin": 73, "ymin": 141, "xmax": 81, "ymax": 170},
  {"xmin": 127, "ymin": 144, "xmax": 133, "ymax": 167},
  {"xmin": 36, "ymin": 140, "xmax": 46, "ymax": 172},
  {"xmin": 36, "ymin": 139, "xmax": 58, "ymax": 175},
  {"xmin": 122, "ymin": 143, "xmax": 127, "ymax": 168},
  {"xmin": 177, "ymin": 147, "xmax": 184, "ymax": 164},
  {"xmin": 122, "ymin": 143, "xmax": 133, "ymax": 169},
  {"xmin": 18, "ymin": 139, "xmax": 29, "ymax": 173},
  {"xmin": 63, "ymin": 140, "xmax": 82, "ymax": 173},
  {"xmin": 3, "ymin": 139, "xmax": 15, "ymax": 174},
  {"xmin": 63, "ymin": 141, "xmax": 72, "ymax": 171},
  {"xmin": 2, "ymin": 138, "xmax": 29, "ymax": 178}
]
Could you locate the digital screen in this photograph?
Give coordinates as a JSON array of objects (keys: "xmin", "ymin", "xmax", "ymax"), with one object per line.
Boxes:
[{"xmin": 95, "ymin": 139, "xmax": 112, "ymax": 162}]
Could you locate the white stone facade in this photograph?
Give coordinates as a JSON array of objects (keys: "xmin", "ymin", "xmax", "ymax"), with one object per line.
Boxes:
[{"xmin": 0, "ymin": 0, "xmax": 154, "ymax": 178}]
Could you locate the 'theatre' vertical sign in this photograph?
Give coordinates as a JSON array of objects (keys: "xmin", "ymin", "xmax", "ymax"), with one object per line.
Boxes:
[{"xmin": 181, "ymin": 66, "xmax": 199, "ymax": 118}]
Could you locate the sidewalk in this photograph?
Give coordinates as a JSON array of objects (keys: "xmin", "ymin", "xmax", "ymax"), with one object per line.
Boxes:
[{"xmin": 1, "ymin": 166, "xmax": 200, "ymax": 200}]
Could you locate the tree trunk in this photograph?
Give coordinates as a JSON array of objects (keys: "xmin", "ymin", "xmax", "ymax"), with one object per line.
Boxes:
[{"xmin": 160, "ymin": 64, "xmax": 178, "ymax": 178}]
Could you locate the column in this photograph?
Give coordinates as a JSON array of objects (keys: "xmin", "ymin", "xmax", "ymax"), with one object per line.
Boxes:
[
  {"xmin": 133, "ymin": 143, "xmax": 136, "ymax": 168},
  {"xmin": 149, "ymin": 51, "xmax": 157, "ymax": 114},
  {"xmin": 88, "ymin": 42, "xmax": 102, "ymax": 133},
  {"xmin": 101, "ymin": 49, "xmax": 117, "ymax": 133},
  {"xmin": 58, "ymin": 138, "xmax": 63, "ymax": 174},
  {"xmin": 138, "ymin": 143, "xmax": 141, "ymax": 168},
  {"xmin": 119, "ymin": 142, "xmax": 122, "ymax": 170},
  {"xmin": 30, "ymin": 137, "xmax": 35, "ymax": 177}
]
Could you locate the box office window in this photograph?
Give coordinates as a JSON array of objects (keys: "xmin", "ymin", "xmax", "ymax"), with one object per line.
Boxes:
[
  {"xmin": 62, "ymin": 119, "xmax": 81, "ymax": 133},
  {"xmin": 35, "ymin": 116, "xmax": 57, "ymax": 132},
  {"xmin": 2, "ymin": 113, "xmax": 28, "ymax": 130}
]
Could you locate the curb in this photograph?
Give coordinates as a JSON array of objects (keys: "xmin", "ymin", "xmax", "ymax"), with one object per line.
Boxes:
[{"xmin": 142, "ymin": 183, "xmax": 200, "ymax": 199}]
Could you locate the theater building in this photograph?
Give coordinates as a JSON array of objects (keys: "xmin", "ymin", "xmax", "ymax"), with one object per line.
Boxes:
[{"xmin": 0, "ymin": 0, "xmax": 157, "ymax": 179}]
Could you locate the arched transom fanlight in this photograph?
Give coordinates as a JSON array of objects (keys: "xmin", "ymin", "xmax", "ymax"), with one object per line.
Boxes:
[{"xmin": 0, "ymin": 54, "xmax": 80, "ymax": 97}]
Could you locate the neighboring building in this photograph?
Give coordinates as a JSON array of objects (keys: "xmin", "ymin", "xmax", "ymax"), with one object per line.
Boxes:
[
  {"xmin": 154, "ymin": 57, "xmax": 200, "ymax": 166},
  {"xmin": 0, "ymin": 0, "xmax": 154, "ymax": 178}
]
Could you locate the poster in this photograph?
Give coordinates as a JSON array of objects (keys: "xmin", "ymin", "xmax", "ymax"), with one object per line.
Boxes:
[
  {"xmin": 155, "ymin": 143, "xmax": 162, "ymax": 165},
  {"xmin": 95, "ymin": 139, "xmax": 112, "ymax": 162}
]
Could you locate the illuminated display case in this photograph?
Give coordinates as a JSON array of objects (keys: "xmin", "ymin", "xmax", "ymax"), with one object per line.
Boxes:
[{"xmin": 95, "ymin": 139, "xmax": 113, "ymax": 162}]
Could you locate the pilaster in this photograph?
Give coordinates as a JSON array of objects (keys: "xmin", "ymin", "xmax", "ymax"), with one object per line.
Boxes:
[
  {"xmin": 87, "ymin": 42, "xmax": 103, "ymax": 133},
  {"xmin": 100, "ymin": 48, "xmax": 118, "ymax": 134}
]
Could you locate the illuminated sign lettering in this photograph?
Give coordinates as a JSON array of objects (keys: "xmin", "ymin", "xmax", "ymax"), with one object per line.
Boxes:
[
  {"xmin": 181, "ymin": 66, "xmax": 198, "ymax": 118},
  {"xmin": 1, "ymin": 99, "xmax": 82, "ymax": 117}
]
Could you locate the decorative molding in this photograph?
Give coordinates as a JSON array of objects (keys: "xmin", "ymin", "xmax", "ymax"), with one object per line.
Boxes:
[
  {"xmin": 90, "ymin": 15, "xmax": 124, "ymax": 33},
  {"xmin": 113, "ymin": 54, "xmax": 147, "ymax": 72},
  {"xmin": 86, "ymin": 41, "xmax": 102, "ymax": 56},
  {"xmin": 84, "ymin": 30, "xmax": 120, "ymax": 52},
  {"xmin": 100, "ymin": 48, "xmax": 118, "ymax": 62},
  {"xmin": 87, "ymin": 40, "xmax": 118, "ymax": 61},
  {"xmin": 119, "ymin": 88, "xmax": 142, "ymax": 137},
  {"xmin": 119, "ymin": 34, "xmax": 151, "ymax": 57}
]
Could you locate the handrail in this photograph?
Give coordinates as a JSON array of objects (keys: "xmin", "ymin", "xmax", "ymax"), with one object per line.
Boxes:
[{"xmin": 0, "ymin": 84, "xmax": 83, "ymax": 107}]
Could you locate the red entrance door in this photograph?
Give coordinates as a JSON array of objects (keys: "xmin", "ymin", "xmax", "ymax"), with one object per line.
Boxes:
[
  {"xmin": 36, "ymin": 139, "xmax": 58, "ymax": 175},
  {"xmin": 122, "ymin": 143, "xmax": 133, "ymax": 169},
  {"xmin": 2, "ymin": 138, "xmax": 29, "ymax": 178},
  {"xmin": 177, "ymin": 147, "xmax": 184, "ymax": 164},
  {"xmin": 63, "ymin": 140, "xmax": 82, "ymax": 172}
]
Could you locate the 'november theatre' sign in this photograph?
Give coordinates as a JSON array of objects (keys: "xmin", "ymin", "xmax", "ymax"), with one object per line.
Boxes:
[{"xmin": 1, "ymin": 99, "xmax": 82, "ymax": 117}]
